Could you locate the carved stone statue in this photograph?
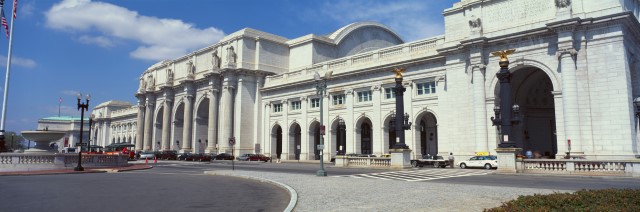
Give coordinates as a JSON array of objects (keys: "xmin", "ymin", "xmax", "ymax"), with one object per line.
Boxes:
[
  {"xmin": 146, "ymin": 75, "xmax": 155, "ymax": 90},
  {"xmin": 555, "ymin": 0, "xmax": 571, "ymax": 8},
  {"xmin": 227, "ymin": 46, "xmax": 237, "ymax": 64},
  {"xmin": 212, "ymin": 49, "xmax": 220, "ymax": 69},
  {"xmin": 139, "ymin": 78, "xmax": 146, "ymax": 92},
  {"xmin": 186, "ymin": 60, "xmax": 195, "ymax": 80},
  {"xmin": 166, "ymin": 68, "xmax": 173, "ymax": 82}
]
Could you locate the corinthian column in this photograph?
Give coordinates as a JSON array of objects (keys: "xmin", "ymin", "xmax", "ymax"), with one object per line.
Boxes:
[
  {"xmin": 143, "ymin": 95, "xmax": 155, "ymax": 151},
  {"xmin": 558, "ymin": 48, "xmax": 581, "ymax": 152},
  {"xmin": 182, "ymin": 94, "xmax": 194, "ymax": 152},
  {"xmin": 472, "ymin": 64, "xmax": 488, "ymax": 152},
  {"xmin": 161, "ymin": 97, "xmax": 173, "ymax": 151},
  {"xmin": 135, "ymin": 97, "xmax": 145, "ymax": 151},
  {"xmin": 207, "ymin": 90, "xmax": 219, "ymax": 153}
]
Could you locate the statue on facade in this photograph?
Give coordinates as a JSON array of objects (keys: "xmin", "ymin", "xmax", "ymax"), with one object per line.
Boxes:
[
  {"xmin": 186, "ymin": 60, "xmax": 195, "ymax": 80},
  {"xmin": 166, "ymin": 68, "xmax": 174, "ymax": 83},
  {"xmin": 227, "ymin": 46, "xmax": 237, "ymax": 65},
  {"xmin": 555, "ymin": 0, "xmax": 571, "ymax": 8},
  {"xmin": 139, "ymin": 78, "xmax": 146, "ymax": 92},
  {"xmin": 211, "ymin": 49, "xmax": 220, "ymax": 69},
  {"xmin": 468, "ymin": 17, "xmax": 482, "ymax": 34},
  {"xmin": 147, "ymin": 75, "xmax": 155, "ymax": 90}
]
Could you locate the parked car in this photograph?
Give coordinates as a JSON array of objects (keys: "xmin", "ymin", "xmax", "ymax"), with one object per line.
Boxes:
[
  {"xmin": 411, "ymin": 155, "xmax": 449, "ymax": 168},
  {"xmin": 236, "ymin": 153, "xmax": 254, "ymax": 161},
  {"xmin": 457, "ymin": 155, "xmax": 498, "ymax": 169},
  {"xmin": 214, "ymin": 153, "xmax": 234, "ymax": 160},
  {"xmin": 248, "ymin": 154, "xmax": 270, "ymax": 162},
  {"xmin": 139, "ymin": 151, "xmax": 156, "ymax": 159},
  {"xmin": 178, "ymin": 153, "xmax": 194, "ymax": 161},
  {"xmin": 160, "ymin": 150, "xmax": 178, "ymax": 160},
  {"xmin": 193, "ymin": 153, "xmax": 212, "ymax": 162}
]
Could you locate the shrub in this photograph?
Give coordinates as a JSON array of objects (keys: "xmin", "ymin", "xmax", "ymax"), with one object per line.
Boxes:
[{"xmin": 485, "ymin": 189, "xmax": 640, "ymax": 211}]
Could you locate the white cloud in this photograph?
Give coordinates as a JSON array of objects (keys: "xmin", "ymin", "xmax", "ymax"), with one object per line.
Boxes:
[
  {"xmin": 316, "ymin": 0, "xmax": 445, "ymax": 41},
  {"xmin": 0, "ymin": 55, "xmax": 37, "ymax": 68},
  {"xmin": 61, "ymin": 90, "xmax": 79, "ymax": 96},
  {"xmin": 45, "ymin": 0, "xmax": 225, "ymax": 61},
  {"xmin": 19, "ymin": 1, "xmax": 36, "ymax": 18},
  {"xmin": 78, "ymin": 35, "xmax": 114, "ymax": 48}
]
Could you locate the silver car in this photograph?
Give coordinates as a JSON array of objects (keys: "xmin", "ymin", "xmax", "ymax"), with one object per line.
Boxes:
[
  {"xmin": 139, "ymin": 151, "xmax": 155, "ymax": 159},
  {"xmin": 236, "ymin": 153, "xmax": 254, "ymax": 161}
]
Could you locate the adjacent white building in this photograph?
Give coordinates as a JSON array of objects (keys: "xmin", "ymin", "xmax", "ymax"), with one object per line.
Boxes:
[{"xmin": 95, "ymin": 0, "xmax": 640, "ymax": 160}]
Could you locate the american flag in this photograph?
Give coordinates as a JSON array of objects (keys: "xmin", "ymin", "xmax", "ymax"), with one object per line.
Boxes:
[{"xmin": 1, "ymin": 9, "xmax": 7, "ymax": 38}]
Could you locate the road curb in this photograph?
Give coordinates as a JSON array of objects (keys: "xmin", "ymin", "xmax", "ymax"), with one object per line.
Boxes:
[{"xmin": 204, "ymin": 170, "xmax": 297, "ymax": 212}]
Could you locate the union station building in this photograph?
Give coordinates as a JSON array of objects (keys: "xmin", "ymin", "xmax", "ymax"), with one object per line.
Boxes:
[{"xmin": 90, "ymin": 0, "xmax": 640, "ymax": 160}]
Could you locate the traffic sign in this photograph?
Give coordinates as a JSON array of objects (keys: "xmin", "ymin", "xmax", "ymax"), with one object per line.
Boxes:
[{"xmin": 229, "ymin": 137, "xmax": 236, "ymax": 146}]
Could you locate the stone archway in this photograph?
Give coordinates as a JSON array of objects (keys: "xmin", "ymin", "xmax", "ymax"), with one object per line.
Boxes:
[
  {"xmin": 355, "ymin": 117, "xmax": 373, "ymax": 155},
  {"xmin": 495, "ymin": 66, "xmax": 558, "ymax": 158},
  {"xmin": 382, "ymin": 114, "xmax": 396, "ymax": 154},
  {"xmin": 154, "ymin": 106, "xmax": 164, "ymax": 151},
  {"xmin": 308, "ymin": 121, "xmax": 321, "ymax": 160},
  {"xmin": 172, "ymin": 102, "xmax": 185, "ymax": 151},
  {"xmin": 331, "ymin": 118, "xmax": 346, "ymax": 155},
  {"xmin": 289, "ymin": 123, "xmax": 301, "ymax": 160},
  {"xmin": 271, "ymin": 124, "xmax": 283, "ymax": 159},
  {"xmin": 414, "ymin": 111, "xmax": 437, "ymax": 157},
  {"xmin": 194, "ymin": 98, "xmax": 209, "ymax": 154}
]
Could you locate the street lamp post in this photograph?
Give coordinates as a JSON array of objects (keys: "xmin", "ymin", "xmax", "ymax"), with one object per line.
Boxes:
[
  {"xmin": 75, "ymin": 93, "xmax": 90, "ymax": 171},
  {"xmin": 314, "ymin": 70, "xmax": 332, "ymax": 177},
  {"xmin": 489, "ymin": 50, "xmax": 521, "ymax": 148},
  {"xmin": 391, "ymin": 68, "xmax": 412, "ymax": 149},
  {"xmin": 88, "ymin": 114, "xmax": 94, "ymax": 151}
]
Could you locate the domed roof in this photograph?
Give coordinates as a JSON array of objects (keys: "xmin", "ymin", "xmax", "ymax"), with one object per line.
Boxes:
[{"xmin": 327, "ymin": 22, "xmax": 404, "ymax": 44}]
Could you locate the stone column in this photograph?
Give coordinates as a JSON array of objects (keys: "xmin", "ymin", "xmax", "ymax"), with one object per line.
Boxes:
[
  {"xmin": 181, "ymin": 94, "xmax": 194, "ymax": 152},
  {"xmin": 219, "ymin": 81, "xmax": 235, "ymax": 152},
  {"xmin": 143, "ymin": 95, "xmax": 155, "ymax": 151},
  {"xmin": 371, "ymin": 85, "xmax": 383, "ymax": 156},
  {"xmin": 161, "ymin": 97, "xmax": 173, "ymax": 151},
  {"xmin": 345, "ymin": 90, "xmax": 354, "ymax": 154},
  {"xmin": 135, "ymin": 97, "xmax": 145, "ymax": 151},
  {"xmin": 558, "ymin": 48, "xmax": 581, "ymax": 153},
  {"xmin": 472, "ymin": 64, "xmax": 489, "ymax": 153},
  {"xmin": 206, "ymin": 90, "xmax": 219, "ymax": 153}
]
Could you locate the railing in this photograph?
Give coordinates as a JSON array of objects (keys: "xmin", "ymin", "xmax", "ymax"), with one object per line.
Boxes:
[
  {"xmin": 335, "ymin": 156, "xmax": 391, "ymax": 168},
  {"xmin": 0, "ymin": 153, "xmax": 130, "ymax": 172},
  {"xmin": 264, "ymin": 36, "xmax": 445, "ymax": 86},
  {"xmin": 519, "ymin": 159, "xmax": 638, "ymax": 177}
]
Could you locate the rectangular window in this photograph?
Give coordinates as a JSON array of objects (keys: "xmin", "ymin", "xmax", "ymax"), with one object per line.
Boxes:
[
  {"xmin": 357, "ymin": 91, "xmax": 372, "ymax": 102},
  {"xmin": 417, "ymin": 82, "xmax": 436, "ymax": 95},
  {"xmin": 385, "ymin": 88, "xmax": 396, "ymax": 99},
  {"xmin": 291, "ymin": 101, "xmax": 301, "ymax": 110},
  {"xmin": 332, "ymin": 94, "xmax": 345, "ymax": 105},
  {"xmin": 311, "ymin": 98, "xmax": 320, "ymax": 108},
  {"xmin": 273, "ymin": 103, "xmax": 282, "ymax": 113}
]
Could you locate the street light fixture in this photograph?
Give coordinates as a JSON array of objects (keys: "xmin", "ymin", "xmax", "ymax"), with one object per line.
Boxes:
[
  {"xmin": 75, "ymin": 93, "xmax": 90, "ymax": 171},
  {"xmin": 314, "ymin": 70, "xmax": 332, "ymax": 177},
  {"xmin": 391, "ymin": 68, "xmax": 412, "ymax": 149},
  {"xmin": 489, "ymin": 49, "xmax": 520, "ymax": 148}
]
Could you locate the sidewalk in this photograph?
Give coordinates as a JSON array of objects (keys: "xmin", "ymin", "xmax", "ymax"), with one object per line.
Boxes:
[
  {"xmin": 205, "ymin": 169, "xmax": 572, "ymax": 212},
  {"xmin": 0, "ymin": 164, "xmax": 152, "ymax": 176}
]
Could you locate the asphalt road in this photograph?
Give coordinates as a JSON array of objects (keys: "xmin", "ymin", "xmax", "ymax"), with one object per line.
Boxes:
[
  {"xmin": 0, "ymin": 169, "xmax": 289, "ymax": 212},
  {"xmin": 152, "ymin": 160, "xmax": 640, "ymax": 191}
]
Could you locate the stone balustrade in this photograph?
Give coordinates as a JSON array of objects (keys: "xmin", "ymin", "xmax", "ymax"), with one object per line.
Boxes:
[
  {"xmin": 0, "ymin": 153, "xmax": 129, "ymax": 172},
  {"xmin": 334, "ymin": 156, "xmax": 391, "ymax": 168},
  {"xmin": 518, "ymin": 159, "xmax": 640, "ymax": 177}
]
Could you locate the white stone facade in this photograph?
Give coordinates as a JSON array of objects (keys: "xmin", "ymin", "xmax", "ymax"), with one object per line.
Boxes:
[
  {"xmin": 91, "ymin": 101, "xmax": 138, "ymax": 148},
  {"xmin": 98, "ymin": 0, "xmax": 640, "ymax": 160}
]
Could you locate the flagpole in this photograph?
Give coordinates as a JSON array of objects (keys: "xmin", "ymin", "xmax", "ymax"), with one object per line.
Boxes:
[{"xmin": 0, "ymin": 0, "xmax": 16, "ymax": 142}]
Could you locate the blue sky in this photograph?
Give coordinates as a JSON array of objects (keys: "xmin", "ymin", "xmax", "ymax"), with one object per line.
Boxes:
[{"xmin": 3, "ymin": 0, "xmax": 458, "ymax": 134}]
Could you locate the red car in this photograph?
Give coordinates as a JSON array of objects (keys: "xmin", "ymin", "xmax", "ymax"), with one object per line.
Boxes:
[{"xmin": 248, "ymin": 154, "xmax": 270, "ymax": 162}]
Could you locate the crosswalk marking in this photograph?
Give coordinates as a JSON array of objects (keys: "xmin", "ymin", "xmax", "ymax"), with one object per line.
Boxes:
[{"xmin": 333, "ymin": 169, "xmax": 493, "ymax": 182}]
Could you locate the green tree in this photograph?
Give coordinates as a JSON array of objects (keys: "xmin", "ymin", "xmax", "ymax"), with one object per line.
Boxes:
[{"xmin": 3, "ymin": 131, "xmax": 25, "ymax": 151}]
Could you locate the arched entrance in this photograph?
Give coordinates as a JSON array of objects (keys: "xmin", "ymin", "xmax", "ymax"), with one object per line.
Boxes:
[
  {"xmin": 172, "ymin": 102, "xmax": 184, "ymax": 151},
  {"xmin": 355, "ymin": 117, "xmax": 373, "ymax": 154},
  {"xmin": 271, "ymin": 124, "xmax": 283, "ymax": 159},
  {"xmin": 194, "ymin": 98, "xmax": 209, "ymax": 153},
  {"xmin": 154, "ymin": 106, "xmax": 164, "ymax": 151},
  {"xmin": 309, "ymin": 121, "xmax": 320, "ymax": 160},
  {"xmin": 290, "ymin": 123, "xmax": 301, "ymax": 160},
  {"xmin": 414, "ymin": 112, "xmax": 437, "ymax": 157},
  {"xmin": 496, "ymin": 67, "xmax": 557, "ymax": 158},
  {"xmin": 383, "ymin": 114, "xmax": 396, "ymax": 153},
  {"xmin": 331, "ymin": 118, "xmax": 347, "ymax": 156}
]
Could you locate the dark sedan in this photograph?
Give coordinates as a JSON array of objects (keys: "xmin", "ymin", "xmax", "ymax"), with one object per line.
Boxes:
[
  {"xmin": 248, "ymin": 154, "xmax": 270, "ymax": 162},
  {"xmin": 178, "ymin": 153, "xmax": 194, "ymax": 161},
  {"xmin": 214, "ymin": 153, "xmax": 234, "ymax": 160}
]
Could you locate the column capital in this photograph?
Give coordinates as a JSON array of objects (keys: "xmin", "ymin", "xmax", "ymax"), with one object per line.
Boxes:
[{"xmin": 556, "ymin": 48, "xmax": 577, "ymax": 60}]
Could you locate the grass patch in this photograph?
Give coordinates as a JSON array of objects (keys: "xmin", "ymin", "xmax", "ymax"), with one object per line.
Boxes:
[{"xmin": 485, "ymin": 189, "xmax": 640, "ymax": 211}]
